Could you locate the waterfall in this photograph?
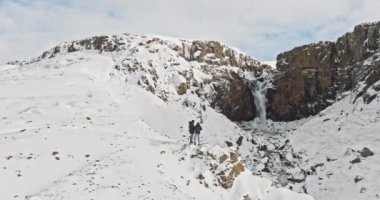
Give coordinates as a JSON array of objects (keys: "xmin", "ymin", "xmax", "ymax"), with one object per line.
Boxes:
[{"xmin": 252, "ymin": 77, "xmax": 269, "ymax": 127}]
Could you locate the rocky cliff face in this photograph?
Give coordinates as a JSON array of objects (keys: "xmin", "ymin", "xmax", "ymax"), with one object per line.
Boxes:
[
  {"xmin": 181, "ymin": 40, "xmax": 265, "ymax": 121},
  {"xmin": 268, "ymin": 22, "xmax": 380, "ymax": 121}
]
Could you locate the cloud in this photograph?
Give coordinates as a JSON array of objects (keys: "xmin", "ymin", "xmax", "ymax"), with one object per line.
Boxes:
[{"xmin": 0, "ymin": 0, "xmax": 380, "ymax": 64}]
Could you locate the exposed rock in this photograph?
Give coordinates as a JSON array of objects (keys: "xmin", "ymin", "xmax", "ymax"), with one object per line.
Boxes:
[
  {"xmin": 191, "ymin": 147, "xmax": 246, "ymax": 189},
  {"xmin": 210, "ymin": 71, "xmax": 257, "ymax": 121},
  {"xmin": 258, "ymin": 145, "xmax": 267, "ymax": 151},
  {"xmin": 182, "ymin": 41, "xmax": 261, "ymax": 70},
  {"xmin": 268, "ymin": 22, "xmax": 380, "ymax": 121},
  {"xmin": 41, "ymin": 35, "xmax": 123, "ymax": 60},
  {"xmin": 181, "ymin": 41, "xmax": 266, "ymax": 121},
  {"xmin": 326, "ymin": 157, "xmax": 337, "ymax": 162},
  {"xmin": 230, "ymin": 151, "xmax": 239, "ymax": 163},
  {"xmin": 287, "ymin": 168, "xmax": 307, "ymax": 183},
  {"xmin": 219, "ymin": 154, "xmax": 228, "ymax": 164},
  {"xmin": 225, "ymin": 141, "xmax": 233, "ymax": 147},
  {"xmin": 363, "ymin": 93, "xmax": 377, "ymax": 104},
  {"xmin": 137, "ymin": 74, "xmax": 157, "ymax": 94},
  {"xmin": 219, "ymin": 161, "xmax": 245, "ymax": 189},
  {"xmin": 350, "ymin": 157, "xmax": 361, "ymax": 164},
  {"xmin": 236, "ymin": 136, "xmax": 244, "ymax": 146},
  {"xmin": 360, "ymin": 147, "xmax": 374, "ymax": 157},
  {"xmin": 310, "ymin": 163, "xmax": 324, "ymax": 174},
  {"xmin": 177, "ymin": 83, "xmax": 187, "ymax": 95},
  {"xmin": 354, "ymin": 176, "xmax": 364, "ymax": 183}
]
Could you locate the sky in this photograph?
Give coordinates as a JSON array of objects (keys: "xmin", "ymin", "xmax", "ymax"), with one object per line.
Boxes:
[{"xmin": 1, "ymin": 0, "xmax": 380, "ymax": 64}]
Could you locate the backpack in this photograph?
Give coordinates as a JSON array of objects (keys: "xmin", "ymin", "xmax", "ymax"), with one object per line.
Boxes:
[
  {"xmin": 189, "ymin": 121, "xmax": 195, "ymax": 134},
  {"xmin": 194, "ymin": 123, "xmax": 202, "ymax": 134}
]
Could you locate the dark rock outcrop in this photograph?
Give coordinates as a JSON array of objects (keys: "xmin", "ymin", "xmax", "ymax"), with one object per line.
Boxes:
[
  {"xmin": 211, "ymin": 71, "xmax": 257, "ymax": 121},
  {"xmin": 268, "ymin": 22, "xmax": 380, "ymax": 121},
  {"xmin": 360, "ymin": 147, "xmax": 374, "ymax": 158},
  {"xmin": 182, "ymin": 40, "xmax": 261, "ymax": 71},
  {"xmin": 181, "ymin": 40, "xmax": 266, "ymax": 121},
  {"xmin": 350, "ymin": 157, "xmax": 361, "ymax": 164}
]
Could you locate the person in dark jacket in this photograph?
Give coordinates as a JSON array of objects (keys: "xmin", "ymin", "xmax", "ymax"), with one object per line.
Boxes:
[
  {"xmin": 188, "ymin": 120, "xmax": 195, "ymax": 144},
  {"xmin": 193, "ymin": 122, "xmax": 202, "ymax": 145}
]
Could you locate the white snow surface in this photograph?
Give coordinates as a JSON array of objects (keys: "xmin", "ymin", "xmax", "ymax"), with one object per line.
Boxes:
[
  {"xmin": 285, "ymin": 92, "xmax": 380, "ymax": 200},
  {"xmin": 0, "ymin": 37, "xmax": 313, "ymax": 200}
]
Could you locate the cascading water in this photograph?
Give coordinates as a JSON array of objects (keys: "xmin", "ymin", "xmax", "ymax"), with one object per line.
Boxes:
[
  {"xmin": 251, "ymin": 72, "xmax": 271, "ymax": 130},
  {"xmin": 253, "ymin": 79, "xmax": 268, "ymax": 125}
]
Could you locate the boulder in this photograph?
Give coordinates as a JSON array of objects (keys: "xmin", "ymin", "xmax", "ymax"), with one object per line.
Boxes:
[
  {"xmin": 360, "ymin": 147, "xmax": 374, "ymax": 158},
  {"xmin": 191, "ymin": 147, "xmax": 246, "ymax": 189},
  {"xmin": 236, "ymin": 136, "xmax": 244, "ymax": 146},
  {"xmin": 230, "ymin": 151, "xmax": 239, "ymax": 163},
  {"xmin": 219, "ymin": 154, "xmax": 228, "ymax": 164},
  {"xmin": 219, "ymin": 161, "xmax": 245, "ymax": 189},
  {"xmin": 177, "ymin": 83, "xmax": 187, "ymax": 95},
  {"xmin": 350, "ymin": 157, "xmax": 361, "ymax": 164},
  {"xmin": 225, "ymin": 141, "xmax": 233, "ymax": 147}
]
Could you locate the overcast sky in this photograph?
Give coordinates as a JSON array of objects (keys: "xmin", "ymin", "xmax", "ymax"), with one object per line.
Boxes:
[{"xmin": 1, "ymin": 0, "xmax": 380, "ymax": 64}]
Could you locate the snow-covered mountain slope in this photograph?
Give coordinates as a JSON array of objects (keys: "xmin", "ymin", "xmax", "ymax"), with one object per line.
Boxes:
[
  {"xmin": 8, "ymin": 33, "xmax": 267, "ymax": 122},
  {"xmin": 0, "ymin": 44, "xmax": 312, "ymax": 200},
  {"xmin": 237, "ymin": 84, "xmax": 380, "ymax": 200},
  {"xmin": 287, "ymin": 88, "xmax": 380, "ymax": 200}
]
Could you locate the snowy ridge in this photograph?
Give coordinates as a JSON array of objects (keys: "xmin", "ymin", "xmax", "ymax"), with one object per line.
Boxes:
[
  {"xmin": 10, "ymin": 33, "xmax": 260, "ymax": 69},
  {"xmin": 9, "ymin": 33, "xmax": 265, "ymax": 107}
]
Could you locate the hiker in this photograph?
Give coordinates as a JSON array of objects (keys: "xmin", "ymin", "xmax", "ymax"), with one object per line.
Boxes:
[
  {"xmin": 188, "ymin": 120, "xmax": 195, "ymax": 144},
  {"xmin": 193, "ymin": 122, "xmax": 202, "ymax": 145}
]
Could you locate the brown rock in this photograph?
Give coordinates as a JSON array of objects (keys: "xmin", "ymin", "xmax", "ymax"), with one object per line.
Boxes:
[
  {"xmin": 215, "ymin": 151, "xmax": 246, "ymax": 189},
  {"xmin": 229, "ymin": 161, "xmax": 245, "ymax": 177},
  {"xmin": 269, "ymin": 22, "xmax": 380, "ymax": 121},
  {"xmin": 230, "ymin": 151, "xmax": 239, "ymax": 163},
  {"xmin": 211, "ymin": 71, "xmax": 256, "ymax": 121},
  {"xmin": 179, "ymin": 40, "xmax": 266, "ymax": 121},
  {"xmin": 219, "ymin": 154, "xmax": 228, "ymax": 164},
  {"xmin": 177, "ymin": 83, "xmax": 187, "ymax": 95},
  {"xmin": 183, "ymin": 41, "xmax": 260, "ymax": 70}
]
